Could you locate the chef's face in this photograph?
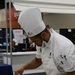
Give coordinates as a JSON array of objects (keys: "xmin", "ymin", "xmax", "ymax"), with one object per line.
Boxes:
[
  {"xmin": 30, "ymin": 35, "xmax": 43, "ymax": 46},
  {"xmin": 29, "ymin": 28, "xmax": 49, "ymax": 46}
]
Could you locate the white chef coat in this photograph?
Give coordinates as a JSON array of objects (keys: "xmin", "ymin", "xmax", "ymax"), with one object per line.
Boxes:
[{"xmin": 36, "ymin": 29, "xmax": 75, "ymax": 75}]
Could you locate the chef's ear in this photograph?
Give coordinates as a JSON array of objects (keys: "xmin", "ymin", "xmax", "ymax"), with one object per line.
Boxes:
[{"xmin": 41, "ymin": 32, "xmax": 46, "ymax": 39}]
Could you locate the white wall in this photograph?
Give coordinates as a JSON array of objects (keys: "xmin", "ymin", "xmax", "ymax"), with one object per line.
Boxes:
[
  {"xmin": 0, "ymin": 9, "xmax": 6, "ymax": 28},
  {"xmin": 42, "ymin": 0, "xmax": 75, "ymax": 4},
  {"xmin": 0, "ymin": 9, "xmax": 6, "ymax": 21},
  {"xmin": 0, "ymin": 9, "xmax": 75, "ymax": 29},
  {"xmin": 44, "ymin": 13, "xmax": 75, "ymax": 29}
]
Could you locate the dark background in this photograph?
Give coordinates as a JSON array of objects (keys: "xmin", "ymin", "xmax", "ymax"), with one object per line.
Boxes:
[
  {"xmin": 0, "ymin": 0, "xmax": 5, "ymax": 9},
  {"xmin": 0, "ymin": 0, "xmax": 13, "ymax": 9},
  {"xmin": 60, "ymin": 29, "xmax": 75, "ymax": 44}
]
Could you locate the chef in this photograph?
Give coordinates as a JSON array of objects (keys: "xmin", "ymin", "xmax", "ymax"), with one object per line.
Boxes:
[{"xmin": 15, "ymin": 7, "xmax": 75, "ymax": 75}]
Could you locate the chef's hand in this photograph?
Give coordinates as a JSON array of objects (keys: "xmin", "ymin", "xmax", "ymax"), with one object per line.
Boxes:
[
  {"xmin": 15, "ymin": 67, "xmax": 24, "ymax": 75},
  {"xmin": 67, "ymin": 71, "xmax": 75, "ymax": 75}
]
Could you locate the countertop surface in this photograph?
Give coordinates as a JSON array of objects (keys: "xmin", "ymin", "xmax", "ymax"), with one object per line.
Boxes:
[{"xmin": 2, "ymin": 51, "xmax": 36, "ymax": 56}]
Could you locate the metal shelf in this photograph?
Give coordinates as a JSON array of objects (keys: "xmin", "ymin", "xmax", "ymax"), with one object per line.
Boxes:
[
  {"xmin": 22, "ymin": 69, "xmax": 45, "ymax": 74},
  {"xmin": 2, "ymin": 51, "xmax": 36, "ymax": 56}
]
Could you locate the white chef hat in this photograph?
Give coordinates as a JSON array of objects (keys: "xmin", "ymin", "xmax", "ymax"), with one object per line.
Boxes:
[{"xmin": 18, "ymin": 7, "xmax": 46, "ymax": 37}]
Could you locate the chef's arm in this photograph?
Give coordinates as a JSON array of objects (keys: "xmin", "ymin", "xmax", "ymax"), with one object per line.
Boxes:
[
  {"xmin": 67, "ymin": 72, "xmax": 75, "ymax": 75},
  {"xmin": 15, "ymin": 57, "xmax": 42, "ymax": 75},
  {"xmin": 23, "ymin": 57, "xmax": 42, "ymax": 69}
]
